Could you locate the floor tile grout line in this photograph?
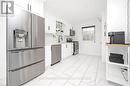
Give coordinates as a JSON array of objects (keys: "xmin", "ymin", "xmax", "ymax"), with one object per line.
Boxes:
[
  {"xmin": 62, "ymin": 56, "xmax": 90, "ymax": 86},
  {"xmin": 44, "ymin": 56, "xmax": 85, "ymax": 86},
  {"xmin": 47, "ymin": 55, "xmax": 85, "ymax": 86},
  {"xmin": 54, "ymin": 55, "xmax": 82, "ymax": 73},
  {"xmin": 78, "ymin": 57, "xmax": 99, "ymax": 86},
  {"xmin": 62, "ymin": 56, "xmax": 87, "ymax": 75},
  {"xmin": 60, "ymin": 57, "xmax": 82, "ymax": 73},
  {"xmin": 69, "ymin": 56, "xmax": 94, "ymax": 86},
  {"xmin": 22, "ymin": 54, "xmax": 119, "ymax": 86},
  {"xmin": 94, "ymin": 57, "xmax": 101, "ymax": 86}
]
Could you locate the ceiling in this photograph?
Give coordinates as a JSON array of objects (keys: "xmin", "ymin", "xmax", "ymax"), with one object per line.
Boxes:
[{"xmin": 45, "ymin": 0, "xmax": 106, "ymax": 24}]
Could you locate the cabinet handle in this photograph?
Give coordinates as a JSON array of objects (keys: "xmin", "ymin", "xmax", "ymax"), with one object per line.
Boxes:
[
  {"xmin": 27, "ymin": 4, "xmax": 29, "ymax": 11},
  {"xmin": 30, "ymin": 5, "xmax": 32, "ymax": 11},
  {"xmin": 48, "ymin": 26, "xmax": 50, "ymax": 30},
  {"xmin": 11, "ymin": 51, "xmax": 19, "ymax": 53}
]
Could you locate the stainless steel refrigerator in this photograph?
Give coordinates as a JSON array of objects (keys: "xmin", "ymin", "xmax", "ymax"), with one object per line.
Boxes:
[{"xmin": 7, "ymin": 7, "xmax": 45, "ymax": 86}]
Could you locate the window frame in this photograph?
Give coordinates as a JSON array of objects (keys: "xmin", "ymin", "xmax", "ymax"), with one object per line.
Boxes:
[{"xmin": 82, "ymin": 25, "xmax": 96, "ymax": 43}]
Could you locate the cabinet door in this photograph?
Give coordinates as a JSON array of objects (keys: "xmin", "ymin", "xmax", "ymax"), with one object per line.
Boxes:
[
  {"xmin": 107, "ymin": 0, "xmax": 128, "ymax": 32},
  {"xmin": 71, "ymin": 43, "xmax": 73, "ymax": 54},
  {"xmin": 61, "ymin": 44, "xmax": 65, "ymax": 59},
  {"xmin": 67, "ymin": 43, "xmax": 72, "ymax": 56},
  {"xmin": 13, "ymin": 0, "xmax": 30, "ymax": 11},
  {"xmin": 45, "ymin": 18, "xmax": 56, "ymax": 33},
  {"xmin": 64, "ymin": 25, "xmax": 70, "ymax": 36},
  {"xmin": 45, "ymin": 46, "xmax": 51, "ymax": 66},
  {"xmin": 62, "ymin": 44, "xmax": 67, "ymax": 59},
  {"xmin": 30, "ymin": 0, "xmax": 44, "ymax": 17}
]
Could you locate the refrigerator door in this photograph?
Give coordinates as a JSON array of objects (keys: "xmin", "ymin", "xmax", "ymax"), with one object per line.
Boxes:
[
  {"xmin": 8, "ymin": 61, "xmax": 45, "ymax": 86},
  {"xmin": 32, "ymin": 14, "xmax": 45, "ymax": 48},
  {"xmin": 7, "ymin": 7, "xmax": 32, "ymax": 50}
]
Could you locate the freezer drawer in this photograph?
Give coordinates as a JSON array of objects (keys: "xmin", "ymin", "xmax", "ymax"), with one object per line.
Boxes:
[
  {"xmin": 31, "ymin": 48, "xmax": 45, "ymax": 64},
  {"xmin": 8, "ymin": 48, "xmax": 44, "ymax": 70},
  {"xmin": 32, "ymin": 14, "xmax": 45, "ymax": 48},
  {"xmin": 51, "ymin": 45, "xmax": 61, "ymax": 65},
  {"xmin": 8, "ymin": 61, "xmax": 45, "ymax": 86}
]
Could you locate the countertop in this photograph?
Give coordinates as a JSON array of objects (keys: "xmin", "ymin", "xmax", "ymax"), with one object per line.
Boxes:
[{"xmin": 45, "ymin": 42, "xmax": 73, "ymax": 46}]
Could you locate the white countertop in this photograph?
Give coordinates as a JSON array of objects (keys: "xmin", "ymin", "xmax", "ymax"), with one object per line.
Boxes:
[{"xmin": 45, "ymin": 42, "xmax": 73, "ymax": 46}]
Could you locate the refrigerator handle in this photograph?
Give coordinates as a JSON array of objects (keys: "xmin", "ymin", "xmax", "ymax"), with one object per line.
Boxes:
[
  {"xmin": 11, "ymin": 51, "xmax": 19, "ymax": 53},
  {"xmin": 30, "ymin": 5, "xmax": 32, "ymax": 11},
  {"xmin": 27, "ymin": 4, "xmax": 30, "ymax": 11}
]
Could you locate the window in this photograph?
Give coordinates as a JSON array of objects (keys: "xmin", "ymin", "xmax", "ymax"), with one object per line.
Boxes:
[{"xmin": 82, "ymin": 26, "xmax": 95, "ymax": 42}]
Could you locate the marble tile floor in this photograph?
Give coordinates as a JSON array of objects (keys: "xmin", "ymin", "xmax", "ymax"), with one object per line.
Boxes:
[{"xmin": 23, "ymin": 54, "xmax": 122, "ymax": 86}]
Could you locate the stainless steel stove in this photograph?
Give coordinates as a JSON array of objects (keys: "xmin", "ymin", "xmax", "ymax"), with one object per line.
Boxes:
[{"xmin": 73, "ymin": 41, "xmax": 79, "ymax": 55}]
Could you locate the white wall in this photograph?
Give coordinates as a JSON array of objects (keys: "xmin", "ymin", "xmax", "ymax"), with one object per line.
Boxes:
[
  {"xmin": 101, "ymin": 12, "xmax": 107, "ymax": 62},
  {"xmin": 45, "ymin": 33, "xmax": 57, "ymax": 44},
  {"xmin": 0, "ymin": 15, "xmax": 6, "ymax": 86},
  {"xmin": 74, "ymin": 18, "xmax": 102, "ymax": 56},
  {"xmin": 45, "ymin": 10, "xmax": 72, "ymax": 44}
]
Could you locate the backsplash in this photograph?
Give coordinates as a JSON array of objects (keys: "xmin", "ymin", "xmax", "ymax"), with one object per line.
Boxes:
[
  {"xmin": 45, "ymin": 33, "xmax": 76, "ymax": 45},
  {"xmin": 45, "ymin": 33, "xmax": 57, "ymax": 44}
]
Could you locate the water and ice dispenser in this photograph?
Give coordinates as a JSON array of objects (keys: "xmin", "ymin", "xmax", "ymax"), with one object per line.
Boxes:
[{"xmin": 14, "ymin": 29, "xmax": 28, "ymax": 48}]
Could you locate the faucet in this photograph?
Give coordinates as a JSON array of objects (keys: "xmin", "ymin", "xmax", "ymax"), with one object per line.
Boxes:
[{"xmin": 58, "ymin": 35, "xmax": 63, "ymax": 43}]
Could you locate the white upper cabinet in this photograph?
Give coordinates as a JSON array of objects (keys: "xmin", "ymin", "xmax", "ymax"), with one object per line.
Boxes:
[
  {"xmin": 45, "ymin": 12, "xmax": 56, "ymax": 33},
  {"xmin": 64, "ymin": 24, "xmax": 70, "ymax": 36},
  {"xmin": 13, "ymin": 0, "xmax": 30, "ymax": 11},
  {"xmin": 30, "ymin": 0, "xmax": 44, "ymax": 17},
  {"xmin": 13, "ymin": 0, "xmax": 45, "ymax": 17},
  {"xmin": 45, "ymin": 17, "xmax": 56, "ymax": 33},
  {"xmin": 107, "ymin": 0, "xmax": 128, "ymax": 32}
]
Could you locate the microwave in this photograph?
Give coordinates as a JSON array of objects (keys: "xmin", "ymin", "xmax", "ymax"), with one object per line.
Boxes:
[{"xmin": 70, "ymin": 29, "xmax": 75, "ymax": 36}]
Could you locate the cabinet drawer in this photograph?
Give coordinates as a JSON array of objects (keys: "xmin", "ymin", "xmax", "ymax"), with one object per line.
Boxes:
[
  {"xmin": 8, "ymin": 50, "xmax": 31, "ymax": 70},
  {"xmin": 31, "ymin": 48, "xmax": 45, "ymax": 63}
]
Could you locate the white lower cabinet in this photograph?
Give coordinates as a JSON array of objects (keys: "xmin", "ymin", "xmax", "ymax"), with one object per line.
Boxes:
[
  {"xmin": 62, "ymin": 43, "xmax": 73, "ymax": 59},
  {"xmin": 45, "ymin": 46, "xmax": 51, "ymax": 67},
  {"xmin": 62, "ymin": 44, "xmax": 67, "ymax": 59},
  {"xmin": 106, "ymin": 44, "xmax": 130, "ymax": 86}
]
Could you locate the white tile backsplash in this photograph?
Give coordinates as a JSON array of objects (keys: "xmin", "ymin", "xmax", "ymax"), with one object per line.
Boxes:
[{"xmin": 45, "ymin": 33, "xmax": 57, "ymax": 45}]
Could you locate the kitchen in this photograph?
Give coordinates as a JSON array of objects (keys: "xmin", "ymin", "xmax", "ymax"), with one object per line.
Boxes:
[{"xmin": 0, "ymin": 0, "xmax": 130, "ymax": 86}]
